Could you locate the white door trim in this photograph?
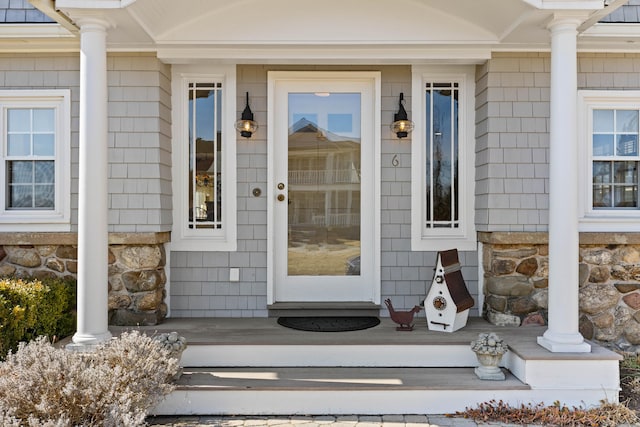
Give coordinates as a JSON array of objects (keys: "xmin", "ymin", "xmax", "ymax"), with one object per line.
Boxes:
[{"xmin": 266, "ymin": 71, "xmax": 381, "ymax": 306}]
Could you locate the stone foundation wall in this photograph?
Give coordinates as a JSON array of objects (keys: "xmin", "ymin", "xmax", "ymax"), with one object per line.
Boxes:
[
  {"xmin": 483, "ymin": 243, "xmax": 549, "ymax": 328},
  {"xmin": 0, "ymin": 232, "xmax": 169, "ymax": 326},
  {"xmin": 481, "ymin": 232, "xmax": 640, "ymax": 352}
]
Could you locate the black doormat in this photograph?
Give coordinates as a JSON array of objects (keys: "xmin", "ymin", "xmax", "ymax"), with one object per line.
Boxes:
[{"xmin": 277, "ymin": 316, "xmax": 380, "ymax": 332}]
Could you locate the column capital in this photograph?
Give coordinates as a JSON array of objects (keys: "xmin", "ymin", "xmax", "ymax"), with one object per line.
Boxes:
[
  {"xmin": 68, "ymin": 12, "xmax": 113, "ymax": 32},
  {"xmin": 547, "ymin": 12, "xmax": 589, "ymax": 31}
]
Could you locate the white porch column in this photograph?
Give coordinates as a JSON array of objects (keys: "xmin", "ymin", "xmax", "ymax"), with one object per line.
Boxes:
[
  {"xmin": 69, "ymin": 16, "xmax": 112, "ymax": 348},
  {"xmin": 537, "ymin": 15, "xmax": 590, "ymax": 353}
]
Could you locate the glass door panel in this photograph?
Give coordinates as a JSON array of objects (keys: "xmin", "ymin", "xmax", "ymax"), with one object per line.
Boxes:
[{"xmin": 287, "ymin": 93, "xmax": 362, "ymax": 276}]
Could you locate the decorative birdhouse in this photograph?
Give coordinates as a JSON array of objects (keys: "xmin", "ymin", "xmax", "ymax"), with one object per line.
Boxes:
[{"xmin": 424, "ymin": 249, "xmax": 474, "ymax": 333}]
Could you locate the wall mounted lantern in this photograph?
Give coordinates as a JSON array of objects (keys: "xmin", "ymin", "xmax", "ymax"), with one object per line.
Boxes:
[
  {"xmin": 391, "ymin": 92, "xmax": 414, "ymax": 139},
  {"xmin": 235, "ymin": 92, "xmax": 258, "ymax": 138}
]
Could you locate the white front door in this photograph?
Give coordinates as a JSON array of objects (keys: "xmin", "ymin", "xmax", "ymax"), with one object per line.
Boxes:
[{"xmin": 267, "ymin": 71, "xmax": 380, "ymax": 305}]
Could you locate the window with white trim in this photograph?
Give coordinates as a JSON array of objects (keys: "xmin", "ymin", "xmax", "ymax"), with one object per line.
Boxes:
[
  {"xmin": 411, "ymin": 66, "xmax": 475, "ymax": 251},
  {"xmin": 0, "ymin": 90, "xmax": 70, "ymax": 231},
  {"xmin": 579, "ymin": 91, "xmax": 640, "ymax": 231},
  {"xmin": 171, "ymin": 66, "xmax": 237, "ymax": 251}
]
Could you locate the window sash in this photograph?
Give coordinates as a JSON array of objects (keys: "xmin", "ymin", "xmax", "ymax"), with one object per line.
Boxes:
[
  {"xmin": 5, "ymin": 107, "xmax": 56, "ymax": 211},
  {"xmin": 187, "ymin": 82, "xmax": 223, "ymax": 230},
  {"xmin": 591, "ymin": 108, "xmax": 640, "ymax": 210},
  {"xmin": 7, "ymin": 160, "xmax": 55, "ymax": 209},
  {"xmin": 425, "ymin": 82, "xmax": 460, "ymax": 230}
]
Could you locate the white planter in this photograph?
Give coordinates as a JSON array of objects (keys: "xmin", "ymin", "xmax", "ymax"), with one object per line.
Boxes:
[{"xmin": 473, "ymin": 351, "xmax": 505, "ymax": 381}]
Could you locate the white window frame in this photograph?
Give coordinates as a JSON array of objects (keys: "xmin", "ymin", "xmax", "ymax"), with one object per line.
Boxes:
[
  {"xmin": 411, "ymin": 65, "xmax": 476, "ymax": 251},
  {"xmin": 171, "ymin": 65, "xmax": 237, "ymax": 251},
  {"xmin": 578, "ymin": 90, "xmax": 640, "ymax": 232},
  {"xmin": 0, "ymin": 90, "xmax": 70, "ymax": 231}
]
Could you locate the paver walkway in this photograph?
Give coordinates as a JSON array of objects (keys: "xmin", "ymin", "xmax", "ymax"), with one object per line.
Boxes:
[{"xmin": 146, "ymin": 414, "xmax": 547, "ymax": 427}]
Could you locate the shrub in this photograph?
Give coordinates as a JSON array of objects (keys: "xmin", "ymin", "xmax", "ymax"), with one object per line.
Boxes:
[
  {"xmin": 0, "ymin": 331, "xmax": 178, "ymax": 426},
  {"xmin": 0, "ymin": 277, "xmax": 76, "ymax": 358}
]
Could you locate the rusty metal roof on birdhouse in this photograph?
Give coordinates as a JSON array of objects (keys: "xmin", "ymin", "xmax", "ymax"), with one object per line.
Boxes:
[
  {"xmin": 437, "ymin": 249, "xmax": 475, "ymax": 313},
  {"xmin": 443, "ymin": 269, "xmax": 475, "ymax": 313}
]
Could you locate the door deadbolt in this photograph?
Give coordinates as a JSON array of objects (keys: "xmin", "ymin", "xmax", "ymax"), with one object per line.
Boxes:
[
  {"xmin": 277, "ymin": 194, "xmax": 286, "ymax": 202},
  {"xmin": 277, "ymin": 183, "xmax": 285, "ymax": 190}
]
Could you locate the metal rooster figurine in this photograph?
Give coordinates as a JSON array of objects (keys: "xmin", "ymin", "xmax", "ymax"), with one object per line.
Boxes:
[{"xmin": 384, "ymin": 298, "xmax": 422, "ymax": 331}]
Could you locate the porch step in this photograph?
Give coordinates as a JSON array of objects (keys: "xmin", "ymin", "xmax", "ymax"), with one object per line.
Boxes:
[
  {"xmin": 183, "ymin": 343, "xmax": 476, "ymax": 367},
  {"xmin": 154, "ymin": 366, "xmax": 532, "ymax": 415},
  {"xmin": 110, "ymin": 318, "xmax": 622, "ymax": 416}
]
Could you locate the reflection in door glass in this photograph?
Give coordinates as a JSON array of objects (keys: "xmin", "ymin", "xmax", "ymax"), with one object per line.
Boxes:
[{"xmin": 287, "ymin": 93, "xmax": 361, "ymax": 276}]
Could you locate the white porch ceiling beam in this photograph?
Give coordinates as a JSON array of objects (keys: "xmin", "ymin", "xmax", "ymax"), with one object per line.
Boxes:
[
  {"xmin": 522, "ymin": 0, "xmax": 605, "ymax": 9},
  {"xmin": 156, "ymin": 46, "xmax": 492, "ymax": 65},
  {"xmin": 55, "ymin": 0, "xmax": 134, "ymax": 8},
  {"xmin": 578, "ymin": 0, "xmax": 629, "ymax": 31}
]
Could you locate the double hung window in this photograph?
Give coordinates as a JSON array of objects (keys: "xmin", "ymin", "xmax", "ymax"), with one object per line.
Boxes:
[
  {"xmin": 0, "ymin": 90, "xmax": 70, "ymax": 230},
  {"xmin": 579, "ymin": 91, "xmax": 640, "ymax": 231}
]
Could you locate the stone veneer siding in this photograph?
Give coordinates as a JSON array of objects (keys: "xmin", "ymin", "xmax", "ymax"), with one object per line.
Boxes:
[
  {"xmin": 481, "ymin": 232, "xmax": 640, "ymax": 352},
  {"xmin": 0, "ymin": 232, "xmax": 170, "ymax": 326}
]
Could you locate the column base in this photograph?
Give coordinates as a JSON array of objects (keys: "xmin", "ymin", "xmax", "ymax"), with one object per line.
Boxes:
[
  {"xmin": 66, "ymin": 331, "xmax": 112, "ymax": 352},
  {"xmin": 537, "ymin": 332, "xmax": 591, "ymax": 353}
]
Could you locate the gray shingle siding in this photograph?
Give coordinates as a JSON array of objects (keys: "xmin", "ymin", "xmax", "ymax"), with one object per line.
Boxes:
[
  {"xmin": 600, "ymin": 0, "xmax": 640, "ymax": 23},
  {"xmin": 475, "ymin": 53, "xmax": 550, "ymax": 233},
  {"xmin": 0, "ymin": 2, "xmax": 54, "ymax": 23}
]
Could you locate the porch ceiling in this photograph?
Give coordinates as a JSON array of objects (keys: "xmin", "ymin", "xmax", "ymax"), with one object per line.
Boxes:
[{"xmin": 42, "ymin": 0, "xmax": 617, "ymax": 60}]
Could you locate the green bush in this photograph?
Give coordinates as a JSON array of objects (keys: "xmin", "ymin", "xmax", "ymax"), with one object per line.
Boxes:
[{"xmin": 0, "ymin": 277, "xmax": 76, "ymax": 358}]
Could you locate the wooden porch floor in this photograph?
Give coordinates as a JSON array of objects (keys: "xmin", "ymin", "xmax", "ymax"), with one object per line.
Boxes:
[
  {"xmin": 109, "ymin": 316, "xmax": 618, "ymax": 362},
  {"xmin": 114, "ymin": 316, "xmax": 513, "ymax": 344}
]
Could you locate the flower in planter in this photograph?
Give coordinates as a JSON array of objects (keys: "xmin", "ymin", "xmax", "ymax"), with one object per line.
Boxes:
[
  {"xmin": 153, "ymin": 332, "xmax": 187, "ymax": 380},
  {"xmin": 471, "ymin": 332, "xmax": 508, "ymax": 380},
  {"xmin": 471, "ymin": 332, "xmax": 508, "ymax": 355},
  {"xmin": 153, "ymin": 332, "xmax": 187, "ymax": 360}
]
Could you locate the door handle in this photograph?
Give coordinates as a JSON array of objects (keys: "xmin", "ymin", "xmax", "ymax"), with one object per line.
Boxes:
[{"xmin": 277, "ymin": 194, "xmax": 286, "ymax": 202}]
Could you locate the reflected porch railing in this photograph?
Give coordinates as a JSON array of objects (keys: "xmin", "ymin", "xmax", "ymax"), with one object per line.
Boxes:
[
  {"xmin": 289, "ymin": 169, "xmax": 360, "ymax": 185},
  {"xmin": 311, "ymin": 213, "xmax": 360, "ymax": 226}
]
